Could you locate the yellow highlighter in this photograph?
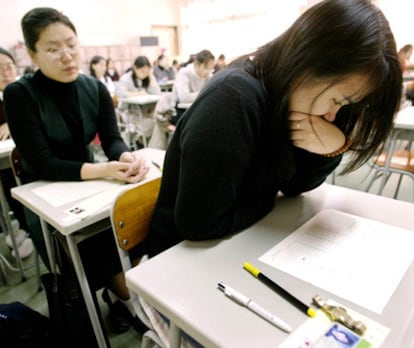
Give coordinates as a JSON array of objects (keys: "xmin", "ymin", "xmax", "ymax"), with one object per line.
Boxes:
[{"xmin": 243, "ymin": 262, "xmax": 316, "ymax": 318}]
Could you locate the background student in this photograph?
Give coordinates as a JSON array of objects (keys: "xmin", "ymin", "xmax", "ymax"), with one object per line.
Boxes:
[
  {"xmin": 0, "ymin": 46, "xmax": 33, "ymax": 259},
  {"xmin": 171, "ymin": 49, "xmax": 215, "ymax": 124},
  {"xmin": 89, "ymin": 54, "xmax": 115, "ymax": 96},
  {"xmin": 153, "ymin": 54, "xmax": 175, "ymax": 83},
  {"xmin": 116, "ymin": 55, "xmax": 161, "ymax": 98}
]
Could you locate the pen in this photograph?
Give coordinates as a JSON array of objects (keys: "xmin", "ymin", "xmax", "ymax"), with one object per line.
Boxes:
[
  {"xmin": 151, "ymin": 160, "xmax": 163, "ymax": 172},
  {"xmin": 243, "ymin": 262, "xmax": 316, "ymax": 318},
  {"xmin": 217, "ymin": 282, "xmax": 292, "ymax": 332}
]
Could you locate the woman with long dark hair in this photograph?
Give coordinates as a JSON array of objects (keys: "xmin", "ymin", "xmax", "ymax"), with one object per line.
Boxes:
[{"xmin": 144, "ymin": 0, "xmax": 402, "ymax": 257}]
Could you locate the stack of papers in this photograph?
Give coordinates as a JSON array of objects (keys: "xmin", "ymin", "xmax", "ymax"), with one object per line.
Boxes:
[{"xmin": 259, "ymin": 209, "xmax": 414, "ymax": 313}]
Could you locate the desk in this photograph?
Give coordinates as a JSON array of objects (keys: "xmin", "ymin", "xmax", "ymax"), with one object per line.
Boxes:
[
  {"xmin": 0, "ymin": 139, "xmax": 26, "ymax": 281},
  {"xmin": 11, "ymin": 148, "xmax": 165, "ymax": 348},
  {"xmin": 159, "ymin": 80, "xmax": 174, "ymax": 92},
  {"xmin": 126, "ymin": 184, "xmax": 414, "ymax": 348},
  {"xmin": 118, "ymin": 95, "xmax": 161, "ymax": 148}
]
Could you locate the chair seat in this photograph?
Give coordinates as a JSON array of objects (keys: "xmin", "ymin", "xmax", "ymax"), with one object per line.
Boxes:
[{"xmin": 373, "ymin": 150, "xmax": 414, "ymax": 172}]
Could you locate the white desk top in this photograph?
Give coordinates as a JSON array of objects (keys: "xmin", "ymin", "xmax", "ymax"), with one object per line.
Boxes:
[
  {"xmin": 11, "ymin": 148, "xmax": 165, "ymax": 235},
  {"xmin": 126, "ymin": 184, "xmax": 414, "ymax": 348},
  {"xmin": 119, "ymin": 94, "xmax": 161, "ymax": 105},
  {"xmin": 0, "ymin": 139, "xmax": 14, "ymax": 170},
  {"xmin": 395, "ymin": 106, "xmax": 414, "ymax": 130}
]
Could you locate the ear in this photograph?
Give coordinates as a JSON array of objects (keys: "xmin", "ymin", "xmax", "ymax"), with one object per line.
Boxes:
[{"xmin": 27, "ymin": 49, "xmax": 38, "ymax": 65}]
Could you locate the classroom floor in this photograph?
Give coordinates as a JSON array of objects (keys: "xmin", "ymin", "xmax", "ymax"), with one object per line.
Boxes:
[{"xmin": 0, "ymin": 155, "xmax": 412, "ymax": 347}]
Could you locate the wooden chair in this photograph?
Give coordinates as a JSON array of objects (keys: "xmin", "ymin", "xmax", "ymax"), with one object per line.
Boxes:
[
  {"xmin": 365, "ymin": 129, "xmax": 414, "ymax": 200},
  {"xmin": 9, "ymin": 147, "xmax": 42, "ymax": 290},
  {"xmin": 110, "ymin": 177, "xmax": 165, "ymax": 348}
]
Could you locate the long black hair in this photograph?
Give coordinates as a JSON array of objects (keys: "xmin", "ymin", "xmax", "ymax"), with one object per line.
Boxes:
[
  {"xmin": 233, "ymin": 0, "xmax": 402, "ymax": 173},
  {"xmin": 132, "ymin": 56, "xmax": 151, "ymax": 89}
]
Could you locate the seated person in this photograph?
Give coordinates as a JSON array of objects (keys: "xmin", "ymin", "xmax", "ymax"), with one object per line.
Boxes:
[
  {"xmin": 105, "ymin": 57, "xmax": 120, "ymax": 82},
  {"xmin": 89, "ymin": 55, "xmax": 115, "ymax": 96},
  {"xmin": 153, "ymin": 54, "xmax": 175, "ymax": 83},
  {"xmin": 0, "ymin": 46, "xmax": 33, "ymax": 258},
  {"xmin": 171, "ymin": 49, "xmax": 215, "ymax": 124},
  {"xmin": 4, "ymin": 7, "xmax": 149, "ymax": 335},
  {"xmin": 116, "ymin": 56, "xmax": 161, "ymax": 142}
]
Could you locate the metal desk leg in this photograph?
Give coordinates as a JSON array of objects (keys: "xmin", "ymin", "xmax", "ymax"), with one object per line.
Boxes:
[
  {"xmin": 378, "ymin": 130, "xmax": 398, "ymax": 195},
  {"xmin": 66, "ymin": 233, "xmax": 108, "ymax": 348},
  {"xmin": 0, "ymin": 181, "xmax": 25, "ymax": 280},
  {"xmin": 40, "ymin": 219, "xmax": 56, "ymax": 273},
  {"xmin": 169, "ymin": 322, "xmax": 181, "ymax": 348}
]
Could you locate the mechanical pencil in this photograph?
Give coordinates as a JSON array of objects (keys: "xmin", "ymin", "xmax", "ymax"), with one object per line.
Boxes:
[
  {"xmin": 151, "ymin": 160, "xmax": 163, "ymax": 172},
  {"xmin": 243, "ymin": 262, "xmax": 316, "ymax": 318},
  {"xmin": 217, "ymin": 282, "xmax": 292, "ymax": 332}
]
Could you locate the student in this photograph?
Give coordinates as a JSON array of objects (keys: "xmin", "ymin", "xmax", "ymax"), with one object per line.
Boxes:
[
  {"xmin": 116, "ymin": 55, "xmax": 161, "ymax": 98},
  {"xmin": 171, "ymin": 49, "xmax": 215, "ymax": 124},
  {"xmin": 153, "ymin": 54, "xmax": 175, "ymax": 83},
  {"xmin": 213, "ymin": 53, "xmax": 226, "ymax": 73},
  {"xmin": 0, "ymin": 47, "xmax": 33, "ymax": 258},
  {"xmin": 116, "ymin": 56, "xmax": 161, "ymax": 146},
  {"xmin": 89, "ymin": 55, "xmax": 115, "ymax": 96},
  {"xmin": 143, "ymin": 0, "xmax": 402, "ymax": 258},
  {"xmin": 105, "ymin": 57, "xmax": 119, "ymax": 82},
  {"xmin": 172, "ymin": 49, "xmax": 215, "ymax": 104},
  {"xmin": 398, "ymin": 44, "xmax": 413, "ymax": 72},
  {"xmin": 3, "ymin": 7, "xmax": 149, "ymax": 334}
]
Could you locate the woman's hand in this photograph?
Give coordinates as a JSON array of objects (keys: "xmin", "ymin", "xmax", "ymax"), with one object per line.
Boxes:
[
  {"xmin": 80, "ymin": 152, "xmax": 149, "ymax": 183},
  {"xmin": 118, "ymin": 151, "xmax": 149, "ymax": 183},
  {"xmin": 289, "ymin": 112, "xmax": 346, "ymax": 155},
  {"xmin": 0, "ymin": 123, "xmax": 10, "ymax": 141}
]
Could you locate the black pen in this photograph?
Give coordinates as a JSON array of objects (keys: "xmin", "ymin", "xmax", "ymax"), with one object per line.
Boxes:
[{"xmin": 243, "ymin": 262, "xmax": 316, "ymax": 318}]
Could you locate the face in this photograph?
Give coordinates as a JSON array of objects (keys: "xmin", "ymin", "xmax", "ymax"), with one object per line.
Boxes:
[
  {"xmin": 289, "ymin": 74, "xmax": 370, "ymax": 123},
  {"xmin": 0, "ymin": 53, "xmax": 16, "ymax": 91},
  {"xmin": 194, "ymin": 59, "xmax": 214, "ymax": 78},
  {"xmin": 133, "ymin": 65, "xmax": 151, "ymax": 80},
  {"xmin": 92, "ymin": 59, "xmax": 106, "ymax": 78},
  {"xmin": 159, "ymin": 56, "xmax": 169, "ymax": 69},
  {"xmin": 29, "ymin": 22, "xmax": 80, "ymax": 83}
]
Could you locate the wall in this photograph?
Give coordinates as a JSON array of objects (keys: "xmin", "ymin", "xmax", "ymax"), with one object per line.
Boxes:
[
  {"xmin": 1, "ymin": 0, "xmax": 180, "ymax": 72},
  {"xmin": 1, "ymin": 0, "xmax": 413, "ymax": 68},
  {"xmin": 178, "ymin": 0, "xmax": 414, "ymax": 63}
]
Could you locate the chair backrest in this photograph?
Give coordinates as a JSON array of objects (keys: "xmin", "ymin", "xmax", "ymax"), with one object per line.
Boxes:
[
  {"xmin": 111, "ymin": 177, "xmax": 161, "ymax": 252},
  {"xmin": 110, "ymin": 177, "xmax": 166, "ymax": 347},
  {"xmin": 9, "ymin": 147, "xmax": 23, "ymax": 186}
]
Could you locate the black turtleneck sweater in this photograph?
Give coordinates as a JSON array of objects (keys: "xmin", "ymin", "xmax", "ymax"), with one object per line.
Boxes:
[{"xmin": 3, "ymin": 71, "xmax": 128, "ymax": 183}]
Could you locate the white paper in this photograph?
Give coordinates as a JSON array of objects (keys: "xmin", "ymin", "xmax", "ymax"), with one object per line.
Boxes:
[
  {"xmin": 31, "ymin": 180, "xmax": 123, "ymax": 207},
  {"xmin": 259, "ymin": 209, "xmax": 414, "ymax": 313},
  {"xmin": 64, "ymin": 185, "xmax": 124, "ymax": 219}
]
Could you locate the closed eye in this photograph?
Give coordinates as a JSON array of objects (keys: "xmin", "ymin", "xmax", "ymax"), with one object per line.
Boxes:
[
  {"xmin": 333, "ymin": 98, "xmax": 343, "ymax": 106},
  {"xmin": 46, "ymin": 48, "xmax": 59, "ymax": 54}
]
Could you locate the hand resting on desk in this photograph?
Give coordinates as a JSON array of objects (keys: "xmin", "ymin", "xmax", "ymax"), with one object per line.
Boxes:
[{"xmin": 81, "ymin": 151, "xmax": 149, "ymax": 183}]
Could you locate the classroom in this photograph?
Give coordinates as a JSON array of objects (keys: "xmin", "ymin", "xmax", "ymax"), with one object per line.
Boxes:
[{"xmin": 0, "ymin": 1, "xmax": 413, "ymax": 347}]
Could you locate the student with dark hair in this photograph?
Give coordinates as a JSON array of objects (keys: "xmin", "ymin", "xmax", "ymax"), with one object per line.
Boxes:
[
  {"xmin": 116, "ymin": 55, "xmax": 160, "ymax": 98},
  {"xmin": 0, "ymin": 46, "xmax": 34, "ymax": 258},
  {"xmin": 143, "ymin": 0, "xmax": 402, "ymax": 258},
  {"xmin": 153, "ymin": 54, "xmax": 175, "ymax": 83},
  {"xmin": 3, "ymin": 7, "xmax": 149, "ymax": 334},
  {"xmin": 89, "ymin": 55, "xmax": 115, "ymax": 96},
  {"xmin": 105, "ymin": 57, "xmax": 119, "ymax": 82},
  {"xmin": 398, "ymin": 44, "xmax": 413, "ymax": 72},
  {"xmin": 171, "ymin": 49, "xmax": 215, "ymax": 123}
]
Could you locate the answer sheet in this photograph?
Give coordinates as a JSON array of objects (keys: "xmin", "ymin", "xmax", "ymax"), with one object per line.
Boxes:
[
  {"xmin": 31, "ymin": 180, "xmax": 123, "ymax": 207},
  {"xmin": 259, "ymin": 209, "xmax": 414, "ymax": 313}
]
